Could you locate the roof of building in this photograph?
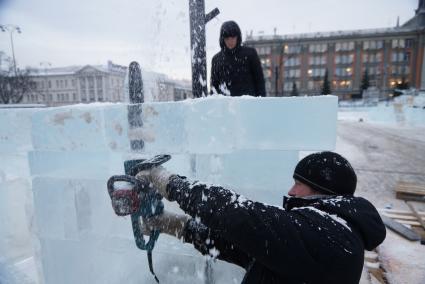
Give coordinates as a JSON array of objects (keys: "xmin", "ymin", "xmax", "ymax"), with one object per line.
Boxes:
[
  {"xmin": 28, "ymin": 61, "xmax": 127, "ymax": 77},
  {"xmin": 245, "ymin": 26, "xmax": 422, "ymax": 43},
  {"xmin": 246, "ymin": 2, "xmax": 425, "ymax": 44}
]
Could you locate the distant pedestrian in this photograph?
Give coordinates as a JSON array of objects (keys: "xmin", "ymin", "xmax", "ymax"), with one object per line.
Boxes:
[{"xmin": 210, "ymin": 20, "xmax": 266, "ymax": 97}]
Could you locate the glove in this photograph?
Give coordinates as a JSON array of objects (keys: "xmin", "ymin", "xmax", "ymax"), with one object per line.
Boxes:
[
  {"xmin": 136, "ymin": 166, "xmax": 173, "ymax": 199},
  {"xmin": 142, "ymin": 210, "xmax": 190, "ymax": 239}
]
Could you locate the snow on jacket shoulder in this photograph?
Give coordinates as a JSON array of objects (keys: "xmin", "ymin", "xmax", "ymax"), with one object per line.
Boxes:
[{"xmin": 167, "ymin": 175, "xmax": 386, "ymax": 284}]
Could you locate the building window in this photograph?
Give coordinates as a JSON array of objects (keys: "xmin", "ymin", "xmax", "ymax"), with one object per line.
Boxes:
[
  {"xmin": 363, "ymin": 40, "xmax": 383, "ymax": 50},
  {"xmin": 392, "ymin": 39, "xmax": 405, "ymax": 48},
  {"xmin": 81, "ymin": 90, "xmax": 87, "ymax": 102},
  {"xmin": 96, "ymin": 76, "xmax": 103, "ymax": 89},
  {"xmin": 405, "ymin": 39, "xmax": 414, "ymax": 48},
  {"xmin": 72, "ymin": 80, "xmax": 76, "ymax": 87},
  {"xmin": 335, "ymin": 54, "xmax": 354, "ymax": 64},
  {"xmin": 261, "ymin": 58, "xmax": 271, "ymax": 67},
  {"xmin": 391, "ymin": 66, "xmax": 410, "ymax": 75},
  {"xmin": 89, "ymin": 90, "xmax": 95, "ymax": 101},
  {"xmin": 284, "ymin": 57, "xmax": 300, "ymax": 67},
  {"xmin": 391, "ymin": 52, "xmax": 409, "ymax": 62},
  {"xmin": 257, "ymin": 46, "xmax": 271, "ymax": 55},
  {"xmin": 284, "ymin": 69, "xmax": 301, "ymax": 78},
  {"xmin": 335, "ymin": 80, "xmax": 352, "ymax": 90},
  {"xmin": 363, "ymin": 53, "xmax": 382, "ymax": 63},
  {"xmin": 97, "ymin": 89, "xmax": 103, "ymax": 101},
  {"xmin": 88, "ymin": 77, "xmax": 95, "ymax": 89},
  {"xmin": 335, "ymin": 67, "xmax": 353, "ymax": 77},
  {"xmin": 335, "ymin": 41, "xmax": 354, "ymax": 51},
  {"xmin": 284, "ymin": 44, "xmax": 302, "ymax": 54},
  {"xmin": 307, "ymin": 68, "xmax": 326, "ymax": 77},
  {"xmin": 65, "ymin": 80, "xmax": 68, "ymax": 88},
  {"xmin": 309, "ymin": 43, "xmax": 327, "ymax": 53},
  {"xmin": 362, "ymin": 67, "xmax": 381, "ymax": 76},
  {"xmin": 309, "ymin": 55, "xmax": 327, "ymax": 65},
  {"xmin": 80, "ymin": 78, "xmax": 86, "ymax": 90},
  {"xmin": 307, "ymin": 80, "xmax": 322, "ymax": 90},
  {"xmin": 283, "ymin": 81, "xmax": 300, "ymax": 91},
  {"xmin": 73, "ymin": 93, "xmax": 77, "ymax": 101}
]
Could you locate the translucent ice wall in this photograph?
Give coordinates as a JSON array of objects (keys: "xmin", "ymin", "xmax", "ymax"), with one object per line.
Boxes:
[
  {"xmin": 0, "ymin": 95, "xmax": 337, "ymax": 283},
  {"xmin": 0, "ymin": 108, "xmax": 41, "ymax": 283}
]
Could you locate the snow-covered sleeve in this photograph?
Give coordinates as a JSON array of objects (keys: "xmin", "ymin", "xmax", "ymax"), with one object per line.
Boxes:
[
  {"xmin": 182, "ymin": 218, "xmax": 252, "ymax": 269},
  {"xmin": 166, "ymin": 175, "xmax": 320, "ymax": 279}
]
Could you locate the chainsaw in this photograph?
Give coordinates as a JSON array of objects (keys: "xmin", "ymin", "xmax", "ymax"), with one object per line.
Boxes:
[{"xmin": 107, "ymin": 154, "xmax": 171, "ymax": 283}]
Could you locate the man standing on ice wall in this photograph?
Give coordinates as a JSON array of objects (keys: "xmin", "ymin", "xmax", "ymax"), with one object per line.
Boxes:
[
  {"xmin": 136, "ymin": 151, "xmax": 386, "ymax": 283},
  {"xmin": 210, "ymin": 20, "xmax": 266, "ymax": 97}
]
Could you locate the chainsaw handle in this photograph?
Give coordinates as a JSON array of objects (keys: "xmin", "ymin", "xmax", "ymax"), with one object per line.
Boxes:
[
  {"xmin": 107, "ymin": 175, "xmax": 145, "ymax": 197},
  {"xmin": 126, "ymin": 154, "xmax": 171, "ymax": 176}
]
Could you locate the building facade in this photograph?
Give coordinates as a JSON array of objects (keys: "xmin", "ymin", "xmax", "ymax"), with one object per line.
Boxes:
[
  {"xmin": 24, "ymin": 61, "xmax": 192, "ymax": 106},
  {"xmin": 244, "ymin": 1, "xmax": 425, "ymax": 99}
]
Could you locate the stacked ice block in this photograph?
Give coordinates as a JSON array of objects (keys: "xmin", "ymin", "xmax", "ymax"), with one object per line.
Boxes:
[
  {"xmin": 27, "ymin": 95, "xmax": 337, "ymax": 283},
  {"xmin": 0, "ymin": 108, "xmax": 40, "ymax": 282}
]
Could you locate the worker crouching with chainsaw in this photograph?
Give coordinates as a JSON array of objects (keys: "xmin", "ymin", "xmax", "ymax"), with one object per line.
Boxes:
[{"xmin": 133, "ymin": 151, "xmax": 386, "ymax": 284}]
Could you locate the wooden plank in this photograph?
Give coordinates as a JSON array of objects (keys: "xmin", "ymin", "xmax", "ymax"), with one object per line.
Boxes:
[
  {"xmin": 406, "ymin": 201, "xmax": 425, "ymax": 230},
  {"xmin": 397, "ymin": 187, "xmax": 425, "ymax": 194},
  {"xmin": 397, "ymin": 182, "xmax": 425, "ymax": 190},
  {"xmin": 393, "ymin": 220, "xmax": 421, "ymax": 226},
  {"xmin": 380, "ymin": 213, "xmax": 418, "ymax": 221},
  {"xmin": 381, "ymin": 215, "xmax": 421, "ymax": 241},
  {"xmin": 396, "ymin": 192, "xmax": 425, "ymax": 202},
  {"xmin": 378, "ymin": 208, "xmax": 425, "ymax": 216},
  {"xmin": 396, "ymin": 182, "xmax": 425, "ymax": 196}
]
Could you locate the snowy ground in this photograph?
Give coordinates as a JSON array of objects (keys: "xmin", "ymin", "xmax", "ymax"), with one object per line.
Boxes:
[{"xmin": 336, "ymin": 111, "xmax": 425, "ymax": 284}]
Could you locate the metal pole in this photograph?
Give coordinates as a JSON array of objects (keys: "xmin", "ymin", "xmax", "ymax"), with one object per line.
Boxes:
[
  {"xmin": 10, "ymin": 30, "xmax": 17, "ymax": 75},
  {"xmin": 189, "ymin": 0, "xmax": 219, "ymax": 98},
  {"xmin": 0, "ymin": 25, "xmax": 21, "ymax": 76}
]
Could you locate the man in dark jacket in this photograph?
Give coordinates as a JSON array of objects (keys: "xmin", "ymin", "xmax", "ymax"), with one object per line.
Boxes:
[
  {"xmin": 210, "ymin": 21, "xmax": 266, "ymax": 97},
  {"xmin": 137, "ymin": 152, "xmax": 386, "ymax": 283}
]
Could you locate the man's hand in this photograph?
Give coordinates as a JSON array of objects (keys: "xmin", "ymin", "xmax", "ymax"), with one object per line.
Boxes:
[
  {"xmin": 135, "ymin": 166, "xmax": 172, "ymax": 199},
  {"xmin": 142, "ymin": 210, "xmax": 190, "ymax": 239}
]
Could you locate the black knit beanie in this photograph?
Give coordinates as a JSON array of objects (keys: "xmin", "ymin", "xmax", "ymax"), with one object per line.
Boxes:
[{"xmin": 293, "ymin": 151, "xmax": 357, "ymax": 195}]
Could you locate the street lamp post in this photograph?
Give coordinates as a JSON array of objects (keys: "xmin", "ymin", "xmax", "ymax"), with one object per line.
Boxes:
[{"xmin": 0, "ymin": 24, "xmax": 22, "ymax": 75}]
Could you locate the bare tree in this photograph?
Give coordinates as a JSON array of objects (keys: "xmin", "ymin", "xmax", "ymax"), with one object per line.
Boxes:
[{"xmin": 0, "ymin": 67, "xmax": 35, "ymax": 104}]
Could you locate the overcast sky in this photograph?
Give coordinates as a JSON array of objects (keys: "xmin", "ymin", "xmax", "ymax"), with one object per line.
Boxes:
[{"xmin": 0, "ymin": 0, "xmax": 418, "ymax": 79}]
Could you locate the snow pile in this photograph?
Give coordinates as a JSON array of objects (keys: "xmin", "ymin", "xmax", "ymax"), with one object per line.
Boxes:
[
  {"xmin": 412, "ymin": 92, "xmax": 425, "ymax": 108},
  {"xmin": 338, "ymin": 102, "xmax": 425, "ymax": 127},
  {"xmin": 0, "ymin": 95, "xmax": 337, "ymax": 283}
]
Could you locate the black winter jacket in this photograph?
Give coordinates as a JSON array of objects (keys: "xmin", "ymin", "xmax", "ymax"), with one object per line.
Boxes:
[
  {"xmin": 166, "ymin": 176, "xmax": 386, "ymax": 284},
  {"xmin": 210, "ymin": 21, "xmax": 265, "ymax": 97}
]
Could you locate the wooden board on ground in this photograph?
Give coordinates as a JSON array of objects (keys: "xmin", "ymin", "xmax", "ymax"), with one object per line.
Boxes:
[
  {"xmin": 380, "ymin": 215, "xmax": 421, "ymax": 241},
  {"xmin": 395, "ymin": 182, "xmax": 425, "ymax": 202},
  {"xmin": 379, "ymin": 208, "xmax": 424, "ymax": 227},
  {"xmin": 405, "ymin": 201, "xmax": 425, "ymax": 230}
]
